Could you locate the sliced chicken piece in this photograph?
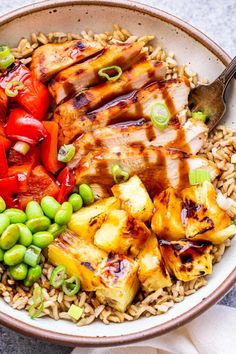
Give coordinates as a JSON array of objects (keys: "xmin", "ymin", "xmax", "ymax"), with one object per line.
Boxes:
[
  {"xmin": 54, "ymin": 60, "xmax": 167, "ymax": 144},
  {"xmin": 181, "ymin": 181, "xmax": 234, "ymax": 244},
  {"xmin": 159, "ymin": 239, "xmax": 213, "ymax": 282},
  {"xmin": 56, "ymin": 78, "xmax": 190, "ymax": 145},
  {"xmin": 74, "ymin": 146, "xmax": 219, "ymax": 197},
  {"xmin": 70, "ymin": 119, "xmax": 208, "ymax": 167},
  {"xmin": 30, "ymin": 40, "xmax": 104, "ymax": 82},
  {"xmin": 49, "ymin": 41, "xmax": 146, "ymax": 104}
]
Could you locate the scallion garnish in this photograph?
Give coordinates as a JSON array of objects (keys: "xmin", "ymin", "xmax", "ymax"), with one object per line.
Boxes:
[
  {"xmin": 58, "ymin": 144, "xmax": 75, "ymax": 163},
  {"xmin": 50, "ymin": 265, "xmax": 66, "ymax": 289},
  {"xmin": 0, "ymin": 45, "xmax": 15, "ymax": 70},
  {"xmin": 28, "ymin": 286, "xmax": 44, "ymax": 319},
  {"xmin": 5, "ymin": 80, "xmax": 25, "ymax": 97},
  {"xmin": 68, "ymin": 304, "xmax": 83, "ymax": 320},
  {"xmin": 13, "ymin": 141, "xmax": 30, "ymax": 155},
  {"xmin": 62, "ymin": 276, "xmax": 80, "ymax": 296},
  {"xmin": 98, "ymin": 65, "xmax": 122, "ymax": 81},
  {"xmin": 151, "ymin": 102, "xmax": 170, "ymax": 130},
  {"xmin": 192, "ymin": 111, "xmax": 208, "ymax": 123},
  {"xmin": 189, "ymin": 169, "xmax": 211, "ymax": 185},
  {"xmin": 111, "ymin": 164, "xmax": 129, "ymax": 184}
]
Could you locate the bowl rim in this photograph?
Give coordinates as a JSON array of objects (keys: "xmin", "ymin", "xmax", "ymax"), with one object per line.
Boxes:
[{"xmin": 0, "ymin": 0, "xmax": 235, "ymax": 347}]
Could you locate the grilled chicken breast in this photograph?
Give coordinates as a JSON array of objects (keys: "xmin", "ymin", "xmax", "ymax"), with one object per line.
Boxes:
[
  {"xmin": 49, "ymin": 41, "xmax": 146, "ymax": 104},
  {"xmin": 159, "ymin": 239, "xmax": 213, "ymax": 282},
  {"xmin": 74, "ymin": 146, "xmax": 219, "ymax": 197},
  {"xmin": 30, "ymin": 40, "xmax": 104, "ymax": 82},
  {"xmin": 54, "ymin": 60, "xmax": 167, "ymax": 145},
  {"xmin": 56, "ymin": 78, "xmax": 190, "ymax": 145},
  {"xmin": 70, "ymin": 119, "xmax": 208, "ymax": 167}
]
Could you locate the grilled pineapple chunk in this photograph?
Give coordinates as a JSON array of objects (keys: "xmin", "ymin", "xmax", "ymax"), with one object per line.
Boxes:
[
  {"xmin": 96, "ymin": 253, "xmax": 139, "ymax": 312},
  {"xmin": 68, "ymin": 197, "xmax": 120, "ymax": 241},
  {"xmin": 94, "ymin": 209, "xmax": 150, "ymax": 257},
  {"xmin": 159, "ymin": 239, "xmax": 213, "ymax": 282},
  {"xmin": 151, "ymin": 188, "xmax": 185, "ymax": 240},
  {"xmin": 48, "ymin": 230, "xmax": 107, "ymax": 291},
  {"xmin": 112, "ymin": 175, "xmax": 153, "ymax": 222},
  {"xmin": 181, "ymin": 181, "xmax": 232, "ymax": 244},
  {"xmin": 138, "ymin": 233, "xmax": 172, "ymax": 292}
]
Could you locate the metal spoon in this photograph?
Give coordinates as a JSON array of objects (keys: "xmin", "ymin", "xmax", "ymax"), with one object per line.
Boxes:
[{"xmin": 188, "ymin": 56, "xmax": 236, "ymax": 131}]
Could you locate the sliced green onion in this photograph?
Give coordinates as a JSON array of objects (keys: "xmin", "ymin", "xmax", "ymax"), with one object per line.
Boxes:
[
  {"xmin": 5, "ymin": 80, "xmax": 25, "ymax": 97},
  {"xmin": 231, "ymin": 154, "xmax": 236, "ymax": 163},
  {"xmin": 192, "ymin": 111, "xmax": 208, "ymax": 123},
  {"xmin": 98, "ymin": 65, "xmax": 122, "ymax": 81},
  {"xmin": 0, "ymin": 45, "xmax": 11, "ymax": 59},
  {"xmin": 68, "ymin": 304, "xmax": 83, "ymax": 320},
  {"xmin": 111, "ymin": 164, "xmax": 129, "ymax": 184},
  {"xmin": 58, "ymin": 144, "xmax": 75, "ymax": 163},
  {"xmin": 24, "ymin": 245, "xmax": 41, "ymax": 267},
  {"xmin": 0, "ymin": 46, "xmax": 14, "ymax": 70},
  {"xmin": 62, "ymin": 276, "xmax": 80, "ymax": 296},
  {"xmin": 50, "ymin": 265, "xmax": 66, "ymax": 289},
  {"xmin": 13, "ymin": 141, "xmax": 30, "ymax": 155},
  {"xmin": 29, "ymin": 286, "xmax": 44, "ymax": 319},
  {"xmin": 189, "ymin": 169, "xmax": 211, "ymax": 185},
  {"xmin": 151, "ymin": 102, "xmax": 170, "ymax": 130}
]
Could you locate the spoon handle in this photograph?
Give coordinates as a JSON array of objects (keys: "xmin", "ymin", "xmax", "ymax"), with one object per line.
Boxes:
[{"xmin": 218, "ymin": 56, "xmax": 236, "ymax": 87}]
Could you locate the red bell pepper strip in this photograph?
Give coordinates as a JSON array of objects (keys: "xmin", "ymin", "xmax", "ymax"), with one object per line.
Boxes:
[
  {"xmin": 0, "ymin": 135, "xmax": 11, "ymax": 151},
  {"xmin": 0, "ymin": 139, "xmax": 8, "ymax": 178},
  {"xmin": 56, "ymin": 167, "xmax": 75, "ymax": 203},
  {"xmin": 8, "ymin": 163, "xmax": 33, "ymax": 193},
  {"xmin": 6, "ymin": 108, "xmax": 48, "ymax": 144},
  {"xmin": 41, "ymin": 121, "xmax": 63, "ymax": 174},
  {"xmin": 8, "ymin": 145, "xmax": 40, "ymax": 167},
  {"xmin": 0, "ymin": 87, "xmax": 8, "ymax": 123},
  {"xmin": 0, "ymin": 175, "xmax": 19, "ymax": 195},
  {"xmin": 19, "ymin": 165, "xmax": 60, "ymax": 208},
  {"xmin": 0, "ymin": 62, "xmax": 51, "ymax": 120}
]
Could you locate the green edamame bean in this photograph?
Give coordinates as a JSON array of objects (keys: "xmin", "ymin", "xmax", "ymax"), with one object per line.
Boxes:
[
  {"xmin": 25, "ymin": 201, "xmax": 44, "ymax": 220},
  {"xmin": 68, "ymin": 193, "xmax": 83, "ymax": 212},
  {"xmin": 4, "ymin": 245, "xmax": 26, "ymax": 266},
  {"xmin": 0, "ymin": 197, "xmax": 6, "ymax": 213},
  {"xmin": 55, "ymin": 202, "xmax": 73, "ymax": 225},
  {"xmin": 4, "ymin": 208, "xmax": 27, "ymax": 224},
  {"xmin": 0, "ymin": 224, "xmax": 20, "ymax": 250},
  {"xmin": 0, "ymin": 248, "xmax": 4, "ymax": 262},
  {"xmin": 24, "ymin": 265, "xmax": 42, "ymax": 287},
  {"xmin": 26, "ymin": 216, "xmax": 51, "ymax": 233},
  {"xmin": 0, "ymin": 214, "xmax": 10, "ymax": 235},
  {"xmin": 79, "ymin": 184, "xmax": 94, "ymax": 205},
  {"xmin": 47, "ymin": 223, "xmax": 66, "ymax": 239},
  {"xmin": 32, "ymin": 231, "xmax": 53, "ymax": 249},
  {"xmin": 17, "ymin": 223, "xmax": 33, "ymax": 247},
  {"xmin": 41, "ymin": 196, "xmax": 60, "ymax": 219},
  {"xmin": 9, "ymin": 263, "xmax": 28, "ymax": 281}
]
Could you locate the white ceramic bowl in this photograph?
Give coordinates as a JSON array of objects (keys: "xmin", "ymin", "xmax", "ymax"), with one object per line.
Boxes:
[{"xmin": 0, "ymin": 0, "xmax": 235, "ymax": 347}]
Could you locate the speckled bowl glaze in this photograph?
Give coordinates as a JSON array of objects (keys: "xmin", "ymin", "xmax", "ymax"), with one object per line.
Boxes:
[{"xmin": 0, "ymin": 0, "xmax": 235, "ymax": 347}]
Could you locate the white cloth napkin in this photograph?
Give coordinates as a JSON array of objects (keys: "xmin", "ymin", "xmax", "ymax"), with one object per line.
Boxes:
[{"xmin": 72, "ymin": 304, "xmax": 236, "ymax": 354}]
